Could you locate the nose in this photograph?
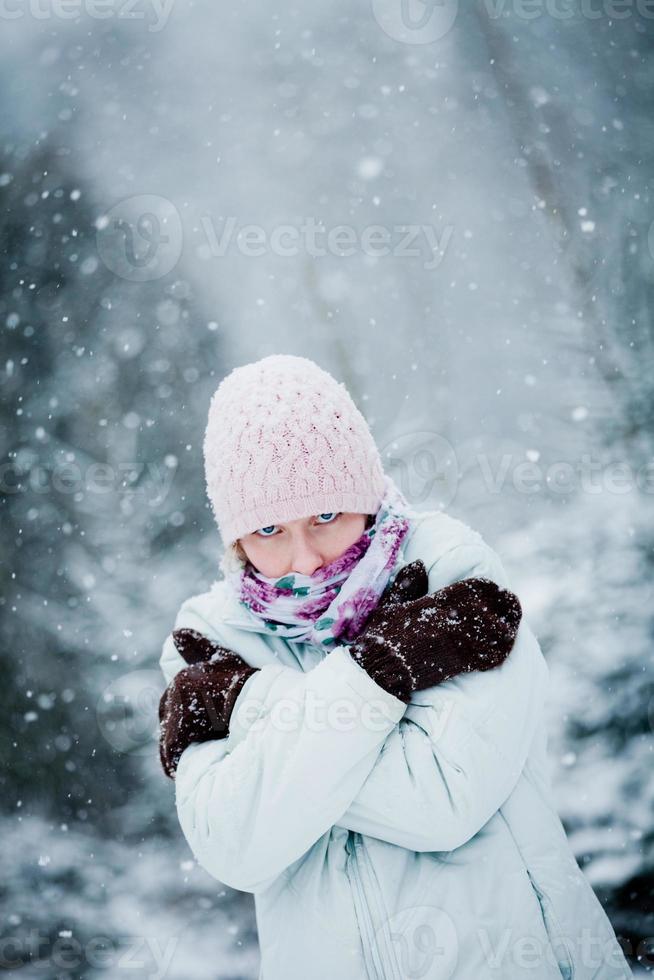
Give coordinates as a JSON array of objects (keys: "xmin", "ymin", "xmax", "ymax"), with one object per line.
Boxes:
[{"xmin": 289, "ymin": 534, "xmax": 323, "ymax": 576}]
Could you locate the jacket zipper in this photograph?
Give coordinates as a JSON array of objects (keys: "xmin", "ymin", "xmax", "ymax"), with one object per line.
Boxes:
[{"xmin": 347, "ymin": 832, "xmax": 400, "ymax": 980}]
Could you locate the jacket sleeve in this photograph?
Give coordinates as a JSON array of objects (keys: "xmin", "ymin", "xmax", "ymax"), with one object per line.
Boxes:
[
  {"xmin": 169, "ymin": 642, "xmax": 407, "ymax": 894},
  {"xmin": 328, "ymin": 540, "xmax": 550, "ymax": 851}
]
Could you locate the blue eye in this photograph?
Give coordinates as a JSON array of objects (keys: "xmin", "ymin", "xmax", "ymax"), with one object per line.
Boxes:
[
  {"xmin": 254, "ymin": 514, "xmax": 340, "ymax": 538},
  {"xmin": 255, "ymin": 525, "xmax": 278, "ymax": 537}
]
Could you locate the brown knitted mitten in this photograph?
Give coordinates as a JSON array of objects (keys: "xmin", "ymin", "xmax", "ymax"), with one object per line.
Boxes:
[
  {"xmin": 158, "ymin": 629, "xmax": 257, "ymax": 779},
  {"xmin": 349, "ymin": 561, "xmax": 522, "ymax": 703}
]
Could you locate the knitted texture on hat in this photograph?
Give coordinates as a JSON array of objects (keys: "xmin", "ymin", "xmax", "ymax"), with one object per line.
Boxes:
[{"xmin": 203, "ymin": 354, "xmax": 386, "ymax": 547}]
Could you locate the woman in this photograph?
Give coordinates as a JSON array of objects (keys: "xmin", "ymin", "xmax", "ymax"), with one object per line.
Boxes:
[{"xmin": 158, "ymin": 354, "xmax": 632, "ymax": 979}]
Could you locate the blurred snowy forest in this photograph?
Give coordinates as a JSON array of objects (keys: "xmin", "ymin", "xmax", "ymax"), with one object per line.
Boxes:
[{"xmin": 1, "ymin": 0, "xmax": 653, "ymax": 976}]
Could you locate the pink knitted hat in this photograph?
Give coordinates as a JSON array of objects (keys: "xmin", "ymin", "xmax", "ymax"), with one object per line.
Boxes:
[{"xmin": 203, "ymin": 354, "xmax": 386, "ymax": 548}]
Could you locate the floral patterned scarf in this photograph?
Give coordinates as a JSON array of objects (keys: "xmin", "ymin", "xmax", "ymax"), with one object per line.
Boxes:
[{"xmin": 223, "ymin": 473, "xmax": 414, "ymax": 649}]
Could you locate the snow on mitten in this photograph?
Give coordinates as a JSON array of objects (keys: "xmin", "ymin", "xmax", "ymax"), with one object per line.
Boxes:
[
  {"xmin": 349, "ymin": 566, "xmax": 522, "ymax": 704},
  {"xmin": 158, "ymin": 631, "xmax": 257, "ymax": 779}
]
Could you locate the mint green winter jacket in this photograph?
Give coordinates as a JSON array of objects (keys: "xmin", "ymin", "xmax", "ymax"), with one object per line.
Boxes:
[{"xmin": 159, "ymin": 509, "xmax": 633, "ymax": 980}]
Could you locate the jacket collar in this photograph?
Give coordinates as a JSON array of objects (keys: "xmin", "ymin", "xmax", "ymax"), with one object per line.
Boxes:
[{"xmin": 218, "ymin": 582, "xmax": 266, "ymax": 632}]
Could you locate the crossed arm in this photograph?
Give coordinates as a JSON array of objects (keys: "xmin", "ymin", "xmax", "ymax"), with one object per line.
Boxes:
[{"xmin": 164, "ymin": 541, "xmax": 549, "ymax": 894}]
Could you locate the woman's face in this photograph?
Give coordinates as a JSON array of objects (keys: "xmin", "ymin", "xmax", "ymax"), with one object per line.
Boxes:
[{"xmin": 237, "ymin": 512, "xmax": 369, "ymax": 578}]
